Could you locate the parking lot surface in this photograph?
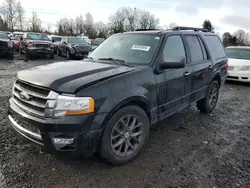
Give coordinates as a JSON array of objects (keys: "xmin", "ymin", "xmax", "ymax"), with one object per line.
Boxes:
[{"xmin": 0, "ymin": 56, "xmax": 249, "ymax": 188}]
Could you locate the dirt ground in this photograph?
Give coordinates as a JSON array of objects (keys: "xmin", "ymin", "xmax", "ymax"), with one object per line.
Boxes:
[{"xmin": 0, "ymin": 55, "xmax": 249, "ymax": 188}]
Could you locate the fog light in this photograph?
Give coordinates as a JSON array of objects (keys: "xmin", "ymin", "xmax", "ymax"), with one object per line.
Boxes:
[{"xmin": 52, "ymin": 138, "xmax": 74, "ymax": 145}]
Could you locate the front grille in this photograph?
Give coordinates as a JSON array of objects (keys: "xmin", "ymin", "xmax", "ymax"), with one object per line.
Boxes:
[
  {"xmin": 34, "ymin": 43, "xmax": 49, "ymax": 48},
  {"xmin": 12, "ymin": 80, "xmax": 57, "ymax": 118},
  {"xmin": 0, "ymin": 41, "xmax": 7, "ymax": 48}
]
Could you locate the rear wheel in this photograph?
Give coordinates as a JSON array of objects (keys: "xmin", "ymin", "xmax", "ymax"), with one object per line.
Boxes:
[
  {"xmin": 99, "ymin": 105, "xmax": 149, "ymax": 165},
  {"xmin": 56, "ymin": 47, "xmax": 61, "ymax": 56},
  {"xmin": 66, "ymin": 50, "xmax": 71, "ymax": 60},
  {"xmin": 50, "ymin": 53, "xmax": 54, "ymax": 59},
  {"xmin": 197, "ymin": 80, "xmax": 220, "ymax": 113},
  {"xmin": 8, "ymin": 53, "xmax": 14, "ymax": 60}
]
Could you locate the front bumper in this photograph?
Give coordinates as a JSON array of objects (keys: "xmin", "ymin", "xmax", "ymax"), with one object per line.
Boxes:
[
  {"xmin": 0, "ymin": 47, "xmax": 13, "ymax": 55},
  {"xmin": 27, "ymin": 47, "xmax": 54, "ymax": 56},
  {"xmin": 8, "ymin": 98, "xmax": 103, "ymax": 157},
  {"xmin": 227, "ymin": 70, "xmax": 250, "ymax": 82}
]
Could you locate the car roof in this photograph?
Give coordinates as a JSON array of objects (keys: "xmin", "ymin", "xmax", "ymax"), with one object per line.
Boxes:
[{"xmin": 123, "ymin": 27, "xmax": 218, "ymax": 37}]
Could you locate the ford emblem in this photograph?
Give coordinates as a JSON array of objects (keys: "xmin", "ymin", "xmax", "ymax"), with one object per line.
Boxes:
[{"xmin": 19, "ymin": 91, "xmax": 30, "ymax": 101}]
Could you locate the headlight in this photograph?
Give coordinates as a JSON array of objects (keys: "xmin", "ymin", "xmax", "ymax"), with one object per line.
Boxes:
[
  {"xmin": 50, "ymin": 44, "xmax": 54, "ymax": 48},
  {"xmin": 239, "ymin": 66, "xmax": 250, "ymax": 71},
  {"xmin": 53, "ymin": 96, "xmax": 95, "ymax": 117},
  {"xmin": 8, "ymin": 41, "xmax": 13, "ymax": 48},
  {"xmin": 70, "ymin": 47, "xmax": 75, "ymax": 53}
]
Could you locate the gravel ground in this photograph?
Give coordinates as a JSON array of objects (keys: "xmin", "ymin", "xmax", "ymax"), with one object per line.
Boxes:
[{"xmin": 0, "ymin": 55, "xmax": 250, "ymax": 188}]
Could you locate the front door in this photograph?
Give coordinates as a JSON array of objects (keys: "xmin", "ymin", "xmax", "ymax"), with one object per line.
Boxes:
[{"xmin": 155, "ymin": 34, "xmax": 191, "ymax": 121}]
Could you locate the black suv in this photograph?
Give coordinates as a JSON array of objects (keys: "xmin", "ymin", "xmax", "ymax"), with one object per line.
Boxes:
[
  {"xmin": 0, "ymin": 32, "xmax": 14, "ymax": 59},
  {"xmin": 8, "ymin": 27, "xmax": 228, "ymax": 165},
  {"xmin": 57, "ymin": 37, "xmax": 92, "ymax": 60}
]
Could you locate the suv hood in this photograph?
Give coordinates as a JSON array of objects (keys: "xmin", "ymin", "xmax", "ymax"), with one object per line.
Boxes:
[
  {"xmin": 0, "ymin": 38, "xmax": 10, "ymax": 42},
  {"xmin": 17, "ymin": 60, "xmax": 135, "ymax": 93},
  {"xmin": 27, "ymin": 40, "xmax": 52, "ymax": 44}
]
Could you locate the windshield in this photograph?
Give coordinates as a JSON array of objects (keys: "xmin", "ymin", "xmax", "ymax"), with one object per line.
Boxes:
[
  {"xmin": 27, "ymin": 33, "xmax": 49, "ymax": 41},
  {"xmin": 52, "ymin": 37, "xmax": 62, "ymax": 42},
  {"xmin": 14, "ymin": 35, "xmax": 21, "ymax": 40},
  {"xmin": 0, "ymin": 33, "xmax": 8, "ymax": 39},
  {"xmin": 89, "ymin": 34, "xmax": 161, "ymax": 65},
  {"xmin": 91, "ymin": 40, "xmax": 101, "ymax": 45},
  {"xmin": 225, "ymin": 48, "xmax": 250, "ymax": 60},
  {"xmin": 68, "ymin": 37, "xmax": 88, "ymax": 44}
]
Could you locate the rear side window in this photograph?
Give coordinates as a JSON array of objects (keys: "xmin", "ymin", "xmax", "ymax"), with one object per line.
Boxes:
[
  {"xmin": 185, "ymin": 35, "xmax": 204, "ymax": 63},
  {"xmin": 204, "ymin": 35, "xmax": 226, "ymax": 59},
  {"xmin": 163, "ymin": 35, "xmax": 186, "ymax": 62}
]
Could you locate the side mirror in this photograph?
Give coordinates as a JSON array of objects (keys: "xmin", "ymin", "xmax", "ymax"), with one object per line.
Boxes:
[
  {"xmin": 52, "ymin": 40, "xmax": 55, "ymax": 43},
  {"xmin": 160, "ymin": 57, "xmax": 185, "ymax": 69},
  {"xmin": 63, "ymin": 41, "xmax": 67, "ymax": 44},
  {"xmin": 20, "ymin": 36, "xmax": 23, "ymax": 41}
]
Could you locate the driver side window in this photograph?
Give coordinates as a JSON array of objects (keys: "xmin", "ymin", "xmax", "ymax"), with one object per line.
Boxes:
[{"xmin": 162, "ymin": 35, "xmax": 186, "ymax": 63}]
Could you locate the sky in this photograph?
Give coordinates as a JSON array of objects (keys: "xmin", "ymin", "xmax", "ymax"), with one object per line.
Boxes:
[{"xmin": 1, "ymin": 0, "xmax": 250, "ymax": 34}]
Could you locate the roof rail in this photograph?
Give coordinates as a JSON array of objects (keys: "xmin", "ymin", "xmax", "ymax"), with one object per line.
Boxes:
[
  {"xmin": 135, "ymin": 29, "xmax": 158, "ymax": 31},
  {"xmin": 172, "ymin": 26, "xmax": 208, "ymax": 32}
]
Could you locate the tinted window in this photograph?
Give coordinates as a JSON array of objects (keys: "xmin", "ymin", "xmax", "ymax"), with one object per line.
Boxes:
[
  {"xmin": 225, "ymin": 48, "xmax": 250, "ymax": 60},
  {"xmin": 89, "ymin": 34, "xmax": 161, "ymax": 65},
  {"xmin": 185, "ymin": 35, "xmax": 203, "ymax": 63},
  {"xmin": 27, "ymin": 33, "xmax": 49, "ymax": 41},
  {"xmin": 204, "ymin": 35, "xmax": 226, "ymax": 59},
  {"xmin": 197, "ymin": 36, "xmax": 208, "ymax": 60},
  {"xmin": 52, "ymin": 37, "xmax": 62, "ymax": 42},
  {"xmin": 0, "ymin": 33, "xmax": 8, "ymax": 39},
  {"xmin": 162, "ymin": 35, "xmax": 186, "ymax": 62}
]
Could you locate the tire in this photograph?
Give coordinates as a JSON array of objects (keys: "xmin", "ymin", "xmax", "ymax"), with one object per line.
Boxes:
[
  {"xmin": 197, "ymin": 80, "xmax": 220, "ymax": 113},
  {"xmin": 66, "ymin": 50, "xmax": 71, "ymax": 60},
  {"xmin": 56, "ymin": 48, "xmax": 61, "ymax": 56},
  {"xmin": 19, "ymin": 48, "xmax": 23, "ymax": 54},
  {"xmin": 8, "ymin": 53, "xmax": 14, "ymax": 60},
  {"xmin": 50, "ymin": 54, "xmax": 54, "ymax": 59},
  {"xmin": 25, "ymin": 52, "xmax": 30, "ymax": 60},
  {"xmin": 99, "ymin": 105, "xmax": 149, "ymax": 165}
]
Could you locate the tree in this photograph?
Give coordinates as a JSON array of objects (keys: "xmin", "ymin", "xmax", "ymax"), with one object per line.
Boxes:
[
  {"xmin": 75, "ymin": 15, "xmax": 84, "ymax": 35},
  {"xmin": 222, "ymin": 32, "xmax": 233, "ymax": 47},
  {"xmin": 16, "ymin": 1, "xmax": 24, "ymax": 30},
  {"xmin": 234, "ymin": 29, "xmax": 250, "ymax": 46},
  {"xmin": 1, "ymin": 0, "xmax": 19, "ymax": 31},
  {"xmin": 29, "ymin": 10, "xmax": 42, "ymax": 32},
  {"xmin": 202, "ymin": 19, "xmax": 214, "ymax": 32},
  {"xmin": 168, "ymin": 22, "xmax": 177, "ymax": 29},
  {"xmin": 84, "ymin": 12, "xmax": 96, "ymax": 38}
]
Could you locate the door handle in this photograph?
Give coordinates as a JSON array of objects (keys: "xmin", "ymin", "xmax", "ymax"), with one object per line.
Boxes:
[
  {"xmin": 183, "ymin": 72, "xmax": 190, "ymax": 76},
  {"xmin": 208, "ymin": 65, "xmax": 213, "ymax": 69}
]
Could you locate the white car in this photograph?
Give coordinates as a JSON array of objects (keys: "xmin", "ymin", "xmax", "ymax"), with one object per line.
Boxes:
[{"xmin": 225, "ymin": 46, "xmax": 250, "ymax": 82}]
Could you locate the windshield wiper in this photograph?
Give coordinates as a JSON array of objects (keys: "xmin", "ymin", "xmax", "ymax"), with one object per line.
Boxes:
[
  {"xmin": 98, "ymin": 57, "xmax": 133, "ymax": 67},
  {"xmin": 84, "ymin": 56, "xmax": 95, "ymax": 62}
]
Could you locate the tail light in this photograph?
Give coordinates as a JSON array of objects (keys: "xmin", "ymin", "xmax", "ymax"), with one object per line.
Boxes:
[{"xmin": 225, "ymin": 58, "xmax": 228, "ymax": 70}]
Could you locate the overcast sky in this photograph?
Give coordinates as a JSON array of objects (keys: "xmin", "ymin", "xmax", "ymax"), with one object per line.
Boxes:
[{"xmin": 1, "ymin": 0, "xmax": 250, "ymax": 34}]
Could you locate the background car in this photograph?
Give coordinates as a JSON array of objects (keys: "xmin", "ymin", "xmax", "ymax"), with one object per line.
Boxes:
[
  {"xmin": 225, "ymin": 46, "xmax": 250, "ymax": 82},
  {"xmin": 11, "ymin": 35, "xmax": 22, "ymax": 52},
  {"xmin": 19, "ymin": 32, "xmax": 54, "ymax": 59},
  {"xmin": 48, "ymin": 35, "xmax": 62, "ymax": 53},
  {"xmin": 90, "ymin": 39, "xmax": 102, "ymax": 50},
  {"xmin": 57, "ymin": 36, "xmax": 92, "ymax": 60},
  {"xmin": 0, "ymin": 32, "xmax": 14, "ymax": 59}
]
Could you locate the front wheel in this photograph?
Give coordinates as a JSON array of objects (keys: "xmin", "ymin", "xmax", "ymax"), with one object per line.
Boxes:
[
  {"xmin": 197, "ymin": 80, "xmax": 220, "ymax": 113},
  {"xmin": 99, "ymin": 105, "xmax": 149, "ymax": 165}
]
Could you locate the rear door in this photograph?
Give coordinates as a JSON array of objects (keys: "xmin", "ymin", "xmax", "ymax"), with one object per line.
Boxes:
[{"xmin": 183, "ymin": 34, "xmax": 213, "ymax": 102}]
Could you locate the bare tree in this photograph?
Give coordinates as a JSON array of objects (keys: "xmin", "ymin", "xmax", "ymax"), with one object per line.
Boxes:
[
  {"xmin": 1, "ymin": 0, "xmax": 19, "ymax": 31},
  {"xmin": 168, "ymin": 22, "xmax": 177, "ymax": 29},
  {"xmin": 84, "ymin": 12, "xmax": 96, "ymax": 38},
  {"xmin": 234, "ymin": 29, "xmax": 250, "ymax": 46},
  {"xmin": 75, "ymin": 15, "xmax": 84, "ymax": 35},
  {"xmin": 16, "ymin": 1, "xmax": 25, "ymax": 30},
  {"xmin": 29, "ymin": 10, "xmax": 42, "ymax": 32}
]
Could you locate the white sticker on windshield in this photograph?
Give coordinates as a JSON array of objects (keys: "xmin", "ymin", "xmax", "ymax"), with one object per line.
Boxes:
[
  {"xmin": 131, "ymin": 45, "xmax": 151, "ymax": 51},
  {"xmin": 155, "ymin": 37, "xmax": 160, "ymax": 40}
]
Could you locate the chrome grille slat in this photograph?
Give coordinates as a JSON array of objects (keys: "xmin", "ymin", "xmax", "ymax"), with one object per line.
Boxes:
[
  {"xmin": 13, "ymin": 90, "xmax": 46, "ymax": 108},
  {"xmin": 14, "ymin": 82, "xmax": 48, "ymax": 99},
  {"xmin": 12, "ymin": 80, "xmax": 55, "ymax": 118},
  {"xmin": 13, "ymin": 98, "xmax": 44, "ymax": 117}
]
